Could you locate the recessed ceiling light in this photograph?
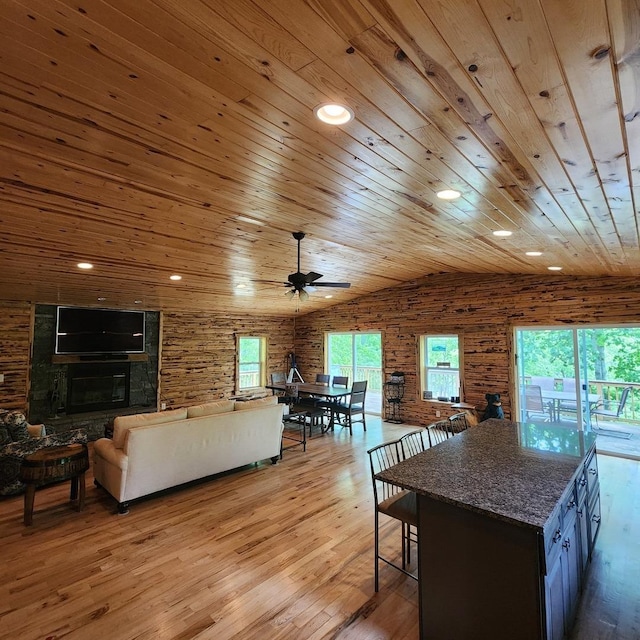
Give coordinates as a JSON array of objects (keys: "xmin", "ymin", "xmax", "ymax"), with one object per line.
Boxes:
[
  {"xmin": 236, "ymin": 283, "xmax": 247, "ymax": 289},
  {"xmin": 493, "ymin": 230, "xmax": 513, "ymax": 237},
  {"xmin": 134, "ymin": 300, "xmax": 142, "ymax": 304},
  {"xmin": 526, "ymin": 251, "xmax": 543, "ymax": 256},
  {"xmin": 169, "ymin": 274, "xmax": 182, "ymax": 281},
  {"xmin": 436, "ymin": 189, "xmax": 461, "ymax": 200},
  {"xmin": 314, "ymin": 103, "xmax": 354, "ymax": 125},
  {"xmin": 236, "ymin": 215, "xmax": 265, "ymax": 226},
  {"xmin": 97, "ymin": 297, "xmax": 106, "ymax": 301},
  {"xmin": 324, "ymin": 294, "xmax": 333, "ymax": 299},
  {"xmin": 548, "ymin": 266, "xmax": 563, "ymax": 271},
  {"xmin": 77, "ymin": 262, "xmax": 93, "ymax": 270}
]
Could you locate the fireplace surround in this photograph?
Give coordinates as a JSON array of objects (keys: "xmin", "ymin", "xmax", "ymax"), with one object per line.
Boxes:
[
  {"xmin": 29, "ymin": 305, "xmax": 159, "ymax": 427},
  {"xmin": 66, "ymin": 362, "xmax": 131, "ymax": 414}
]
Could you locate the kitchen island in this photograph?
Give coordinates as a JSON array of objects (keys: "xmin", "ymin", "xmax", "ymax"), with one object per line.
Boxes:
[{"xmin": 377, "ymin": 418, "xmax": 600, "ymax": 640}]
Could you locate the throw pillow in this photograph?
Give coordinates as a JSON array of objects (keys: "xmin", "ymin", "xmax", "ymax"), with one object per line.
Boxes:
[
  {"xmin": 1, "ymin": 411, "xmax": 30, "ymax": 441},
  {"xmin": 187, "ymin": 400, "xmax": 235, "ymax": 418}
]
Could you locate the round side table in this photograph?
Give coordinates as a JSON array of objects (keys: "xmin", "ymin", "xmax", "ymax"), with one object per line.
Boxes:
[{"xmin": 19, "ymin": 443, "xmax": 89, "ymax": 526}]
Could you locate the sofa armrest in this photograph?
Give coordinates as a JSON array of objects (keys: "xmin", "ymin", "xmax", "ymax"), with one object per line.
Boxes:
[
  {"xmin": 94, "ymin": 438, "xmax": 128, "ymax": 471},
  {"xmin": 28, "ymin": 424, "xmax": 46, "ymax": 438}
]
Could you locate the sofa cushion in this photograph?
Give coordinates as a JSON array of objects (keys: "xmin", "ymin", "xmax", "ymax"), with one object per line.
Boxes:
[
  {"xmin": 234, "ymin": 395, "xmax": 278, "ymax": 411},
  {"xmin": 0, "ymin": 411, "xmax": 30, "ymax": 442},
  {"xmin": 112, "ymin": 408, "xmax": 188, "ymax": 448},
  {"xmin": 187, "ymin": 400, "xmax": 235, "ymax": 418},
  {"xmin": 0, "ymin": 428, "xmax": 11, "ymax": 446}
]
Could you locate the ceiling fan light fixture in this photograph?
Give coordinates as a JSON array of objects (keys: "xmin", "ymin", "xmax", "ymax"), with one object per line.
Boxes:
[
  {"xmin": 436, "ymin": 189, "xmax": 461, "ymax": 200},
  {"xmin": 314, "ymin": 103, "xmax": 354, "ymax": 125},
  {"xmin": 299, "ymin": 289, "xmax": 309, "ymax": 301}
]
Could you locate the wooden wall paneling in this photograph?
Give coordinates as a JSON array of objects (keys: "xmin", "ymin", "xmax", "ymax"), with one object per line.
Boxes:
[
  {"xmin": 294, "ymin": 273, "xmax": 640, "ymax": 426},
  {"xmin": 160, "ymin": 311, "xmax": 294, "ymax": 408},
  {"xmin": 0, "ymin": 302, "xmax": 32, "ymax": 411}
]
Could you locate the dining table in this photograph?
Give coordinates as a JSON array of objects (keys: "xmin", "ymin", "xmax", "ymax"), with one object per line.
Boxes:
[
  {"xmin": 541, "ymin": 389, "xmax": 600, "ymax": 422},
  {"xmin": 265, "ymin": 382, "xmax": 351, "ymax": 432}
]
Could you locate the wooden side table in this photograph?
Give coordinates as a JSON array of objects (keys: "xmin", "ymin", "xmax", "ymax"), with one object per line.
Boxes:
[{"xmin": 19, "ymin": 443, "xmax": 89, "ymax": 526}]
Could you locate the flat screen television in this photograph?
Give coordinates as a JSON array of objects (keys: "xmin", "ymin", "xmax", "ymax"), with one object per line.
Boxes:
[{"xmin": 55, "ymin": 307, "xmax": 145, "ymax": 355}]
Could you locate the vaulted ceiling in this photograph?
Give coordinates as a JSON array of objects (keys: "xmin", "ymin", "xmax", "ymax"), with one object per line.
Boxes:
[{"xmin": 1, "ymin": 0, "xmax": 638, "ymax": 315}]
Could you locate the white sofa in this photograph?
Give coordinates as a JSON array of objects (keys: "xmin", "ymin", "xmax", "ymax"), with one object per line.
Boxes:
[{"xmin": 93, "ymin": 396, "xmax": 285, "ymax": 513}]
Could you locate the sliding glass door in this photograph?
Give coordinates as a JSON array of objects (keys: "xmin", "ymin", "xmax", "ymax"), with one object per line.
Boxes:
[
  {"xmin": 515, "ymin": 325, "xmax": 640, "ymax": 458},
  {"xmin": 326, "ymin": 332, "xmax": 382, "ymax": 414}
]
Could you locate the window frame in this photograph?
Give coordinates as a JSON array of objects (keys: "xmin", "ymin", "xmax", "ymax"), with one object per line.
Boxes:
[
  {"xmin": 419, "ymin": 333, "xmax": 463, "ymax": 402},
  {"xmin": 236, "ymin": 334, "xmax": 267, "ymax": 392}
]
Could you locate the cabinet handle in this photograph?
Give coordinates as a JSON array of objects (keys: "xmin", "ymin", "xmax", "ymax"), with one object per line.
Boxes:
[
  {"xmin": 563, "ymin": 539, "xmax": 571, "ymax": 550},
  {"xmin": 566, "ymin": 499, "xmax": 576, "ymax": 510},
  {"xmin": 552, "ymin": 529, "xmax": 562, "ymax": 543},
  {"xmin": 579, "ymin": 478, "xmax": 587, "ymax": 487},
  {"xmin": 592, "ymin": 515, "xmax": 601, "ymax": 524},
  {"xmin": 577, "ymin": 508, "xmax": 583, "ymax": 516},
  {"xmin": 589, "ymin": 468, "xmax": 597, "ymax": 475}
]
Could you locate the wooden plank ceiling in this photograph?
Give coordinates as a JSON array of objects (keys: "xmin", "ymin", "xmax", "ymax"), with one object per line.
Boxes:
[{"xmin": 0, "ymin": 0, "xmax": 638, "ymax": 316}]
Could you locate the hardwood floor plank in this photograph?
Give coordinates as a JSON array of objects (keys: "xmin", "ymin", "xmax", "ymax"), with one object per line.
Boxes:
[{"xmin": 0, "ymin": 418, "xmax": 638, "ymax": 639}]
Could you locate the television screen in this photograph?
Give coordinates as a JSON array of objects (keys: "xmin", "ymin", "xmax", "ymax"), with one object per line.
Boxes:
[{"xmin": 56, "ymin": 307, "xmax": 145, "ymax": 355}]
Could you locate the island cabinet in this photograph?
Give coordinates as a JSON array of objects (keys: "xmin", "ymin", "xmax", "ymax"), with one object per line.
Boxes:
[{"xmin": 377, "ymin": 419, "xmax": 599, "ymax": 640}]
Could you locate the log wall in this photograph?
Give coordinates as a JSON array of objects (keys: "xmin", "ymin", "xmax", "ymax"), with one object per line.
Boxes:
[
  {"xmin": 293, "ymin": 273, "xmax": 640, "ymax": 424},
  {"xmin": 159, "ymin": 311, "xmax": 294, "ymax": 408},
  {"xmin": 2, "ymin": 272, "xmax": 638, "ymax": 423},
  {"xmin": 0, "ymin": 302, "xmax": 32, "ymax": 411},
  {"xmin": 0, "ymin": 302, "xmax": 294, "ymax": 417}
]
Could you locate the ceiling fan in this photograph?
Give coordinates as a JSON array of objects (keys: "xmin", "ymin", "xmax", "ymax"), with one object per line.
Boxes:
[{"xmin": 284, "ymin": 232, "xmax": 351, "ymax": 300}]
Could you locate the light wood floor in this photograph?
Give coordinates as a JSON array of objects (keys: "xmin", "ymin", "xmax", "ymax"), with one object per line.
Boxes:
[{"xmin": 0, "ymin": 418, "xmax": 638, "ymax": 640}]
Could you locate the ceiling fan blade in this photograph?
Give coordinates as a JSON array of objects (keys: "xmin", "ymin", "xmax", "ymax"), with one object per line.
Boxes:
[
  {"xmin": 305, "ymin": 271, "xmax": 323, "ymax": 283},
  {"xmin": 313, "ymin": 282, "xmax": 351, "ymax": 288}
]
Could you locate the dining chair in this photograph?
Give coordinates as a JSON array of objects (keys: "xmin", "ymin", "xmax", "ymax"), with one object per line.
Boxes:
[
  {"xmin": 331, "ymin": 381, "xmax": 367, "ymax": 435},
  {"xmin": 367, "ymin": 439, "xmax": 418, "ymax": 591},
  {"xmin": 269, "ymin": 372, "xmax": 296, "ymax": 404},
  {"xmin": 530, "ymin": 376, "xmax": 556, "ymax": 391},
  {"xmin": 448, "ymin": 412, "xmax": 470, "ymax": 434},
  {"xmin": 427, "ymin": 420, "xmax": 453, "ymax": 447},
  {"xmin": 591, "ymin": 386, "xmax": 631, "ymax": 427},
  {"xmin": 315, "ymin": 373, "xmax": 330, "ymax": 385},
  {"xmin": 524, "ymin": 385, "xmax": 553, "ymax": 422},
  {"xmin": 332, "ymin": 375, "xmax": 349, "ymax": 388}
]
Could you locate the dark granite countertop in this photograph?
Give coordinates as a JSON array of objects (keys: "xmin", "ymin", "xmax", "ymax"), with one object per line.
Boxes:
[{"xmin": 377, "ymin": 419, "xmax": 597, "ymax": 531}]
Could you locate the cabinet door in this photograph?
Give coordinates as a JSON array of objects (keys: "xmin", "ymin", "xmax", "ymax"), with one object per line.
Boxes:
[
  {"xmin": 545, "ymin": 552, "xmax": 565, "ymax": 640},
  {"xmin": 577, "ymin": 495, "xmax": 590, "ymax": 576},
  {"xmin": 588, "ymin": 493, "xmax": 602, "ymax": 551},
  {"xmin": 561, "ymin": 512, "xmax": 581, "ymax": 632}
]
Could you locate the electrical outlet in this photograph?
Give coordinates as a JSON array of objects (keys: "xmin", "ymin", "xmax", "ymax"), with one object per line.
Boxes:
[
  {"xmin": 435, "ymin": 410, "xmax": 441, "ymax": 417},
  {"xmin": 161, "ymin": 401, "xmax": 166, "ymax": 410}
]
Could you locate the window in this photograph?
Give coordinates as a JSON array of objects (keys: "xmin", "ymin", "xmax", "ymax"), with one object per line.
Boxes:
[
  {"xmin": 419, "ymin": 334, "xmax": 461, "ymax": 401},
  {"xmin": 237, "ymin": 335, "xmax": 267, "ymax": 391},
  {"xmin": 326, "ymin": 332, "xmax": 382, "ymax": 414}
]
